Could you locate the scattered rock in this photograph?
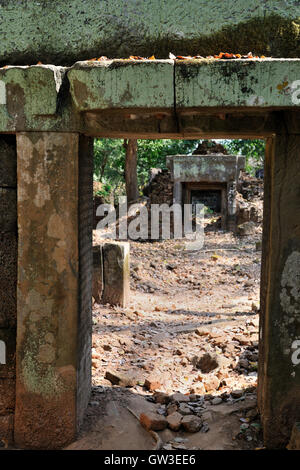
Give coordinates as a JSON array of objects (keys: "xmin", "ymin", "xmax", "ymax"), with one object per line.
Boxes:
[
  {"xmin": 202, "ymin": 375, "xmax": 220, "ymax": 393},
  {"xmin": 144, "ymin": 378, "xmax": 162, "ymax": 392},
  {"xmin": 166, "ymin": 412, "xmax": 183, "ymax": 431},
  {"xmin": 239, "ymin": 358, "xmax": 249, "ymax": 369},
  {"xmin": 174, "ymin": 349, "xmax": 183, "ymax": 356},
  {"xmin": 153, "ymin": 392, "xmax": 170, "ymax": 404},
  {"xmin": 178, "ymin": 403, "xmax": 192, "ymax": 416},
  {"xmin": 170, "ymin": 393, "xmax": 190, "ymax": 403},
  {"xmin": 237, "ymin": 221, "xmax": 256, "ymax": 236},
  {"xmin": 211, "ymin": 397, "xmax": 223, "ymax": 405},
  {"xmin": 189, "ymin": 394, "xmax": 198, "ymax": 402},
  {"xmin": 167, "ymin": 403, "xmax": 178, "ymax": 415},
  {"xmin": 140, "ymin": 412, "xmax": 168, "ymax": 431},
  {"xmin": 166, "ymin": 263, "xmax": 176, "ymax": 271},
  {"xmin": 181, "ymin": 415, "xmax": 202, "ymax": 433},
  {"xmin": 156, "ymin": 406, "xmax": 166, "ymax": 415},
  {"xmin": 201, "ymin": 423, "xmax": 210, "ymax": 433},
  {"xmin": 191, "ymin": 352, "xmax": 220, "ymax": 373},
  {"xmin": 104, "ymin": 370, "xmax": 139, "ymax": 387},
  {"xmin": 195, "ymin": 328, "xmax": 211, "ymax": 337},
  {"xmin": 191, "ymin": 382, "xmax": 206, "ymax": 395},
  {"xmin": 233, "ymin": 335, "xmax": 249, "ymax": 346},
  {"xmin": 231, "ymin": 389, "xmax": 244, "ymax": 399}
]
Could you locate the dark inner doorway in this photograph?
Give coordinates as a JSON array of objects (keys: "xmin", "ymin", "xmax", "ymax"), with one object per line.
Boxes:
[{"xmin": 191, "ymin": 189, "xmax": 222, "ymax": 213}]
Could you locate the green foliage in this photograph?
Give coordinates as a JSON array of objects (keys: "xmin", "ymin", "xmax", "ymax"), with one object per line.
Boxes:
[
  {"xmin": 93, "ymin": 138, "xmax": 198, "ymax": 194},
  {"xmin": 136, "ymin": 139, "xmax": 197, "ymax": 187},
  {"xmin": 203, "ymin": 206, "xmax": 214, "ymax": 215},
  {"xmin": 94, "ymin": 182, "xmax": 112, "ymax": 200},
  {"xmin": 223, "ymin": 139, "xmax": 265, "ymax": 175},
  {"xmin": 93, "ymin": 138, "xmax": 266, "ymax": 198},
  {"xmin": 94, "ymin": 139, "xmax": 125, "ymax": 182}
]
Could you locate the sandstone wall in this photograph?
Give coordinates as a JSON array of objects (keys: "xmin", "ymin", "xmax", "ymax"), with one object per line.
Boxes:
[{"xmin": 0, "ymin": 135, "xmax": 17, "ymax": 444}]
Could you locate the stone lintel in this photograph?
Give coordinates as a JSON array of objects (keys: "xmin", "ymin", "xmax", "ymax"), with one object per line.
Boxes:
[
  {"xmin": 0, "ymin": 61, "xmax": 299, "ymax": 135},
  {"xmin": 69, "ymin": 59, "xmax": 300, "ymax": 113},
  {"xmin": 175, "ymin": 59, "xmax": 300, "ymax": 108},
  {"xmin": 166, "ymin": 154, "xmax": 245, "ymax": 183},
  {"xmin": 68, "ymin": 60, "xmax": 174, "ymax": 111}
]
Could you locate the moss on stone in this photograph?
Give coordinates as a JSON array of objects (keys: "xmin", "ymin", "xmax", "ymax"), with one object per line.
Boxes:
[{"xmin": 163, "ymin": 15, "xmax": 300, "ymax": 59}]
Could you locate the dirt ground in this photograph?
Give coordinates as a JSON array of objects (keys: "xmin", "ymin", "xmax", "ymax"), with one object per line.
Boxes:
[{"xmin": 68, "ymin": 215, "xmax": 264, "ymax": 451}]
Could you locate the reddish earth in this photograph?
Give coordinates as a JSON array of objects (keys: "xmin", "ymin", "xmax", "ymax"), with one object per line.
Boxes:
[{"xmin": 69, "ymin": 215, "xmax": 263, "ymax": 450}]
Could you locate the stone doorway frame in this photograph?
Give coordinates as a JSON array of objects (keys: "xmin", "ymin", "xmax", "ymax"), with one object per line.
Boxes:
[
  {"xmin": 0, "ymin": 59, "xmax": 299, "ymax": 449},
  {"xmin": 13, "ymin": 130, "xmax": 300, "ymax": 450},
  {"xmin": 183, "ymin": 182, "xmax": 227, "ymax": 229}
]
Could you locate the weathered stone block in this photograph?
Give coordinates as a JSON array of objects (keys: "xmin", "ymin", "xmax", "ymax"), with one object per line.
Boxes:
[
  {"xmin": 0, "ymin": 188, "xmax": 17, "ymax": 232},
  {"xmin": 102, "ymin": 242, "xmax": 130, "ymax": 307},
  {"xmin": 0, "ymin": 135, "xmax": 16, "ymax": 187},
  {"xmin": 15, "ymin": 132, "xmax": 79, "ymax": 449},
  {"xmin": 140, "ymin": 412, "xmax": 168, "ymax": 431},
  {"xmin": 167, "ymin": 155, "xmax": 245, "ymax": 183},
  {"xmin": 181, "ymin": 415, "xmax": 202, "ymax": 433},
  {"xmin": 92, "ymin": 244, "xmax": 103, "ymax": 303},
  {"xmin": 167, "ymin": 412, "xmax": 182, "ymax": 431},
  {"xmin": 175, "ymin": 60, "xmax": 300, "ymax": 109},
  {"xmin": 0, "ymin": 378, "xmax": 15, "ymax": 414},
  {"xmin": 0, "ymin": 232, "xmax": 17, "ymax": 328},
  {"xmin": 69, "ymin": 60, "xmax": 174, "ymax": 111},
  {"xmin": 0, "ymin": 329, "xmax": 16, "ymax": 378}
]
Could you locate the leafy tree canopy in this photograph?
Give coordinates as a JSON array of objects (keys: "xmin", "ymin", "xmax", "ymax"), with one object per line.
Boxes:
[{"xmin": 93, "ymin": 138, "xmax": 265, "ymax": 198}]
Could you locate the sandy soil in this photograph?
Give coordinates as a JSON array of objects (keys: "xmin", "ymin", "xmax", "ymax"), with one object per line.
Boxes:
[{"xmin": 69, "ymin": 219, "xmax": 264, "ymax": 450}]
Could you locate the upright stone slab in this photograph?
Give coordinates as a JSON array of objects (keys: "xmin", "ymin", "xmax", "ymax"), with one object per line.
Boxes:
[
  {"xmin": 258, "ymin": 127, "xmax": 300, "ymax": 448},
  {"xmin": 226, "ymin": 181, "xmax": 237, "ymax": 231},
  {"xmin": 77, "ymin": 136, "xmax": 93, "ymax": 430},
  {"xmin": 102, "ymin": 242, "xmax": 130, "ymax": 307},
  {"xmin": 92, "ymin": 245, "xmax": 103, "ymax": 304},
  {"xmin": 14, "ymin": 133, "xmax": 80, "ymax": 449}
]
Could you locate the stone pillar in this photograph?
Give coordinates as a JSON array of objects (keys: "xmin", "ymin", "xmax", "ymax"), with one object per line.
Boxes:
[
  {"xmin": 226, "ymin": 180, "xmax": 237, "ymax": 231},
  {"xmin": 92, "ymin": 245, "xmax": 103, "ymax": 303},
  {"xmin": 0, "ymin": 135, "xmax": 17, "ymax": 445},
  {"xmin": 173, "ymin": 181, "xmax": 182, "ymax": 205},
  {"xmin": 258, "ymin": 129, "xmax": 300, "ymax": 448},
  {"xmin": 102, "ymin": 242, "xmax": 130, "ymax": 307},
  {"xmin": 76, "ymin": 136, "xmax": 93, "ymax": 430},
  {"xmin": 14, "ymin": 133, "xmax": 80, "ymax": 449}
]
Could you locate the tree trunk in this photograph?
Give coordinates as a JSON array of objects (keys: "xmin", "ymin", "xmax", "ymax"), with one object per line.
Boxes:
[{"xmin": 124, "ymin": 139, "xmax": 139, "ymax": 202}]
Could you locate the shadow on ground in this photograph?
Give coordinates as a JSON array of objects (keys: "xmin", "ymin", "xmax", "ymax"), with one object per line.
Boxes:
[{"xmin": 66, "ymin": 385, "xmax": 262, "ymax": 451}]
